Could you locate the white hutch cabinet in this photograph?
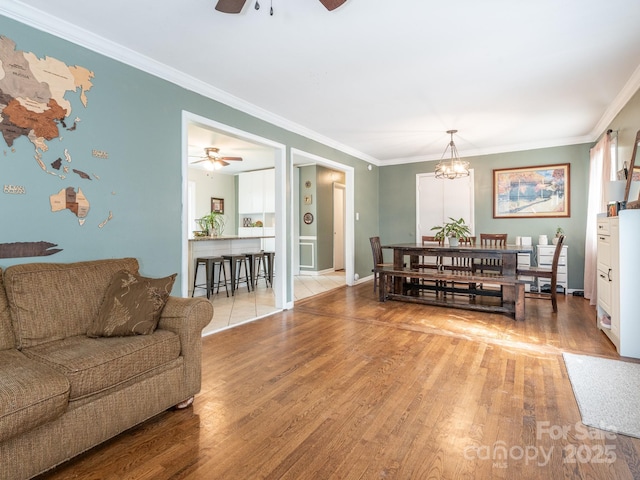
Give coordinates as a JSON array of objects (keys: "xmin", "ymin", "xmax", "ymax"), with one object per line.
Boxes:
[
  {"xmin": 535, "ymin": 244, "xmax": 568, "ymax": 293},
  {"xmin": 597, "ymin": 210, "xmax": 640, "ymax": 358}
]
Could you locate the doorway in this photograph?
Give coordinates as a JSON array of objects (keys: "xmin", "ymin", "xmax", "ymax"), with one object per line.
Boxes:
[
  {"xmin": 333, "ymin": 182, "xmax": 345, "ymax": 271},
  {"xmin": 181, "ymin": 111, "xmax": 287, "ymax": 310},
  {"xmin": 291, "ymin": 148, "xmax": 354, "ymax": 293}
]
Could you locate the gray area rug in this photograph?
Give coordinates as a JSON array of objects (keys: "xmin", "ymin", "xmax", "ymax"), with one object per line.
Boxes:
[{"xmin": 563, "ymin": 353, "xmax": 640, "ymax": 438}]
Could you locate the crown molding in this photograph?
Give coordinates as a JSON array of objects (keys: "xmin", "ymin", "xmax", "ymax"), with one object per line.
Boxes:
[
  {"xmin": 0, "ymin": 2, "xmax": 381, "ymax": 165},
  {"xmin": 590, "ymin": 63, "xmax": 640, "ymax": 138},
  {"xmin": 380, "ymin": 134, "xmax": 595, "ymax": 166},
  {"xmin": 2, "ymin": 1, "xmax": 637, "ymax": 168}
]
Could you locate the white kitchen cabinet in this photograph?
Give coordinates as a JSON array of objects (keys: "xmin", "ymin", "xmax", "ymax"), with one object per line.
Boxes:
[
  {"xmin": 535, "ymin": 244, "xmax": 567, "ymax": 293},
  {"xmin": 238, "ymin": 169, "xmax": 275, "ymax": 214},
  {"xmin": 238, "ymin": 170, "xmax": 264, "ymax": 213},
  {"xmin": 238, "ymin": 169, "xmax": 276, "ymax": 249},
  {"xmin": 263, "ymin": 169, "xmax": 275, "ymax": 212},
  {"xmin": 597, "ymin": 210, "xmax": 640, "ymax": 358},
  {"xmin": 238, "ymin": 227, "xmax": 264, "ymax": 237}
]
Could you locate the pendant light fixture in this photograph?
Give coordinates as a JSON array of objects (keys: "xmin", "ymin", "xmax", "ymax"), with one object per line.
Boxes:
[{"xmin": 434, "ymin": 129, "xmax": 470, "ymax": 180}]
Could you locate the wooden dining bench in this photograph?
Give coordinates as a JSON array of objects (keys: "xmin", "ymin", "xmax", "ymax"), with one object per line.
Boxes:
[{"xmin": 375, "ymin": 266, "xmax": 525, "ymax": 321}]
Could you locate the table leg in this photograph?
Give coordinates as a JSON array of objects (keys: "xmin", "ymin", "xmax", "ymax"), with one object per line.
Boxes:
[
  {"xmin": 501, "ymin": 251, "xmax": 516, "ymax": 302},
  {"xmin": 515, "ymin": 282, "xmax": 525, "ymax": 321},
  {"xmin": 393, "ymin": 249, "xmax": 404, "ymax": 294}
]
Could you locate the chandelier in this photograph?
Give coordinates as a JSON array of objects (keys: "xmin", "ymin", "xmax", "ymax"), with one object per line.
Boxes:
[{"xmin": 434, "ymin": 129, "xmax": 470, "ymax": 180}]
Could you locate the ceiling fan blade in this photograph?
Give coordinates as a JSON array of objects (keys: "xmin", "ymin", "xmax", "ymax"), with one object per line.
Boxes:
[
  {"xmin": 215, "ymin": 0, "xmax": 247, "ymax": 13},
  {"xmin": 220, "ymin": 157, "xmax": 243, "ymax": 161},
  {"xmin": 219, "ymin": 160, "xmax": 230, "ymax": 167},
  {"xmin": 319, "ymin": 0, "xmax": 347, "ymax": 11},
  {"xmin": 190, "ymin": 159, "xmax": 208, "ymax": 164}
]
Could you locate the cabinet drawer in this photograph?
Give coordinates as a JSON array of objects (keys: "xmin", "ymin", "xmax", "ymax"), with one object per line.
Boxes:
[
  {"xmin": 597, "ymin": 268, "xmax": 612, "ymax": 312},
  {"xmin": 597, "ymin": 218, "xmax": 610, "ymax": 235},
  {"xmin": 538, "ymin": 254, "xmax": 567, "ymax": 266},
  {"xmin": 537, "ymin": 245, "xmax": 557, "ymax": 256},
  {"xmin": 556, "ymin": 273, "xmax": 568, "ymax": 284},
  {"xmin": 597, "ymin": 234, "xmax": 611, "ymax": 271},
  {"xmin": 517, "ymin": 252, "xmax": 531, "ymax": 266}
]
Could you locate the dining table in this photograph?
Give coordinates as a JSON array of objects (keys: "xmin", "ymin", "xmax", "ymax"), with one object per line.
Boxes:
[{"xmin": 380, "ymin": 242, "xmax": 532, "ymax": 320}]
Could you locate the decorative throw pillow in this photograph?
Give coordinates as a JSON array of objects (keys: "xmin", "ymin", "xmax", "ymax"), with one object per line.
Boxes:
[{"xmin": 87, "ymin": 270, "xmax": 177, "ymax": 338}]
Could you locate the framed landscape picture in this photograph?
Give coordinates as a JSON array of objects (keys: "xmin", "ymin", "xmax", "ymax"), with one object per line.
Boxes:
[{"xmin": 493, "ymin": 163, "xmax": 570, "ymax": 218}]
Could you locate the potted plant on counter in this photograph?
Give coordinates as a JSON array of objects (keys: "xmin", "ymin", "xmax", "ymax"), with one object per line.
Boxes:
[
  {"xmin": 198, "ymin": 212, "xmax": 226, "ymax": 237},
  {"xmin": 431, "ymin": 217, "xmax": 472, "ymax": 247}
]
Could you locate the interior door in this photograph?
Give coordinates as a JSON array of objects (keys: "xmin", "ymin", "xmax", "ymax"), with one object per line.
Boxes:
[
  {"xmin": 333, "ymin": 183, "xmax": 345, "ymax": 270},
  {"xmin": 416, "ymin": 171, "xmax": 475, "ymax": 242}
]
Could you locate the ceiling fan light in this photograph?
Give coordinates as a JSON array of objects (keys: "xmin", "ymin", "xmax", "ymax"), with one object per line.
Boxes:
[
  {"xmin": 213, "ymin": 160, "xmax": 223, "ymax": 170},
  {"xmin": 434, "ymin": 130, "xmax": 470, "ymax": 180}
]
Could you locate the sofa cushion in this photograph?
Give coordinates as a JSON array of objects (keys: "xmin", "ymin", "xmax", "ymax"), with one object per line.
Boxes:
[
  {"xmin": 22, "ymin": 330, "xmax": 181, "ymax": 401},
  {"xmin": 0, "ymin": 269, "xmax": 16, "ymax": 351},
  {"xmin": 4, "ymin": 258, "xmax": 139, "ymax": 348},
  {"xmin": 0, "ymin": 349, "xmax": 70, "ymax": 443},
  {"xmin": 87, "ymin": 270, "xmax": 176, "ymax": 338}
]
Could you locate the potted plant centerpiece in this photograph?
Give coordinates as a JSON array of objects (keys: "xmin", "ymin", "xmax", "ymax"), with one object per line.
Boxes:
[
  {"xmin": 552, "ymin": 226, "xmax": 564, "ymax": 245},
  {"xmin": 431, "ymin": 217, "xmax": 472, "ymax": 247},
  {"xmin": 198, "ymin": 212, "xmax": 226, "ymax": 237}
]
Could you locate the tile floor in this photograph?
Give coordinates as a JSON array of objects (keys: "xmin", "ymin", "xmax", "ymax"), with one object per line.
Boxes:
[{"xmin": 199, "ymin": 270, "xmax": 346, "ymax": 336}]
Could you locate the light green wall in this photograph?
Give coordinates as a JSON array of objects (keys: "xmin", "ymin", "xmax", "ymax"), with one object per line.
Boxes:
[
  {"xmin": 299, "ymin": 165, "xmax": 317, "ymax": 270},
  {"xmin": 608, "ymin": 87, "xmax": 640, "ymax": 173},
  {"xmin": 187, "ymin": 169, "xmax": 236, "ymax": 234},
  {"xmin": 0, "ymin": 16, "xmax": 379, "ymax": 294},
  {"xmin": 298, "ymin": 165, "xmax": 344, "ymax": 272},
  {"xmin": 4, "ymin": 13, "xmax": 640, "ymax": 293},
  {"xmin": 316, "ymin": 166, "xmax": 345, "ymax": 271},
  {"xmin": 380, "ymin": 144, "xmax": 591, "ymax": 290}
]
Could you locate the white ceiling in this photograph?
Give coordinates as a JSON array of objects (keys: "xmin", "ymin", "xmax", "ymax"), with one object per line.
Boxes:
[
  {"xmin": 187, "ymin": 122, "xmax": 276, "ymax": 174},
  {"xmin": 4, "ymin": 0, "xmax": 640, "ymax": 166}
]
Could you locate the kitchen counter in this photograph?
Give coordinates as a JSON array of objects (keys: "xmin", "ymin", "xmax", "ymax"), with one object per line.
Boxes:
[
  {"xmin": 190, "ymin": 235, "xmax": 274, "ymax": 241},
  {"xmin": 188, "ymin": 236, "xmax": 273, "ymax": 297}
]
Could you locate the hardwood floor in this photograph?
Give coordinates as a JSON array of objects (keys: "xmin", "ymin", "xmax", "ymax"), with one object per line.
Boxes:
[{"xmin": 38, "ymin": 283, "xmax": 640, "ymax": 479}]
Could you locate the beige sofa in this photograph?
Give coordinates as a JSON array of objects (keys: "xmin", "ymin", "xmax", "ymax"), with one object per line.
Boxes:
[{"xmin": 0, "ymin": 258, "xmax": 213, "ymax": 480}]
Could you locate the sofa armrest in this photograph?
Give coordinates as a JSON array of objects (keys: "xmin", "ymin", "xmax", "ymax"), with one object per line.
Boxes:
[{"xmin": 157, "ymin": 297, "xmax": 212, "ymax": 398}]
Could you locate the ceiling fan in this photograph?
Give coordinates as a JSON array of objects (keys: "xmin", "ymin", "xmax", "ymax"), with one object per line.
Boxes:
[
  {"xmin": 190, "ymin": 147, "xmax": 243, "ymax": 169},
  {"xmin": 215, "ymin": 0, "xmax": 347, "ymax": 13}
]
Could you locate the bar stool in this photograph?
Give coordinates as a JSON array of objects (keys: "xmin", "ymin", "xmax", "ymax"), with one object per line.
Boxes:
[
  {"xmin": 213, "ymin": 257, "xmax": 229, "ymax": 298},
  {"xmin": 243, "ymin": 251, "xmax": 269, "ymax": 288},
  {"xmin": 263, "ymin": 251, "xmax": 275, "ymax": 288},
  {"xmin": 221, "ymin": 254, "xmax": 252, "ymax": 296},
  {"xmin": 192, "ymin": 256, "xmax": 226, "ymax": 299}
]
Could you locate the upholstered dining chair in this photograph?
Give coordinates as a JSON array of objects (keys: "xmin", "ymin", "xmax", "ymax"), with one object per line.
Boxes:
[
  {"xmin": 370, "ymin": 236, "xmax": 392, "ymax": 293},
  {"xmin": 517, "ymin": 235, "xmax": 565, "ymax": 312}
]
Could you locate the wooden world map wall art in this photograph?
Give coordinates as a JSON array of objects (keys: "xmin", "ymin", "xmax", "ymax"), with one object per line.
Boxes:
[
  {"xmin": 0, "ymin": 35, "xmax": 113, "ymax": 259},
  {"xmin": 0, "ymin": 242, "xmax": 62, "ymax": 259}
]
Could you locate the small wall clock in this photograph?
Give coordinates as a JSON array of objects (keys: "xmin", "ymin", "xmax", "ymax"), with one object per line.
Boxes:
[{"xmin": 303, "ymin": 212, "xmax": 314, "ymax": 224}]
